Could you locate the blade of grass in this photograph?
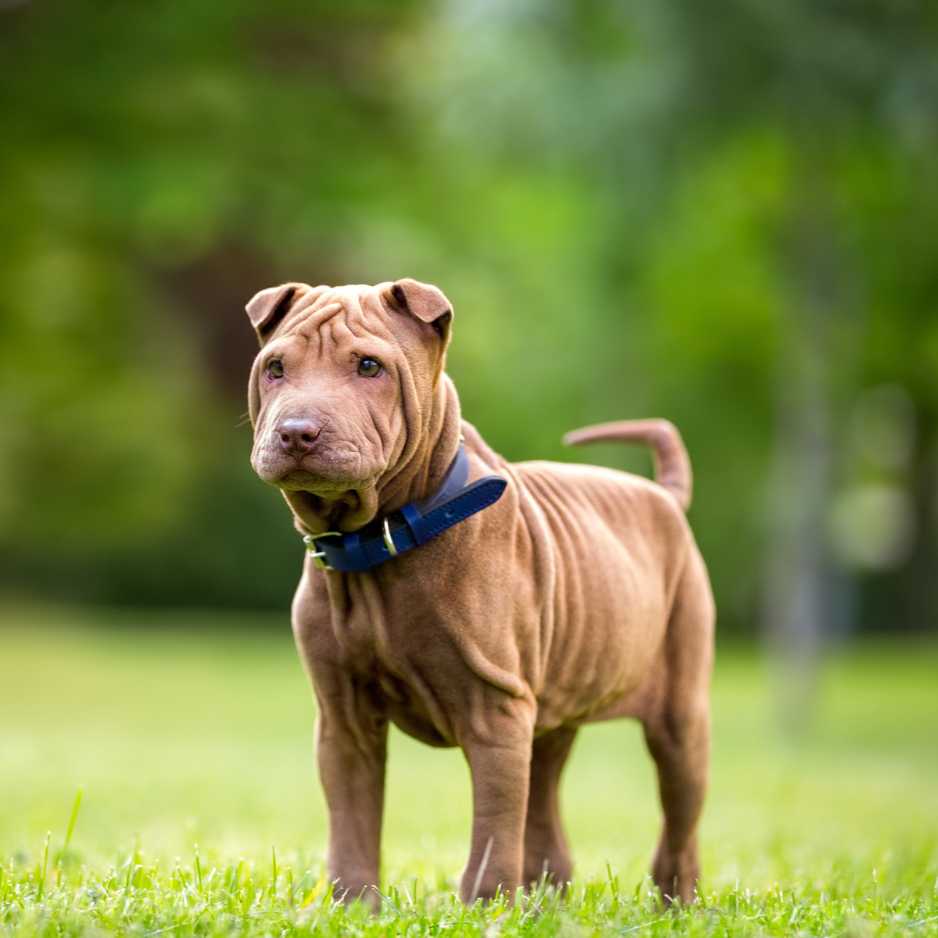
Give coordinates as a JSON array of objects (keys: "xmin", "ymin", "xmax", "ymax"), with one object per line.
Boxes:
[
  {"xmin": 35, "ymin": 831, "xmax": 50, "ymax": 901},
  {"xmin": 63, "ymin": 788, "xmax": 83, "ymax": 852}
]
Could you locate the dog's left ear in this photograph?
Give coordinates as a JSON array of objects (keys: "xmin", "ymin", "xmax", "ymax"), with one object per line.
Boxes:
[
  {"xmin": 245, "ymin": 283, "xmax": 303, "ymax": 345},
  {"xmin": 384, "ymin": 278, "xmax": 453, "ymax": 344}
]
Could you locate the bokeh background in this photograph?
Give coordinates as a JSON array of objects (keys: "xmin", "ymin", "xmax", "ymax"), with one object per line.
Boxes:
[
  {"xmin": 3, "ymin": 0, "xmax": 938, "ymax": 640},
  {"xmin": 1, "ymin": 0, "xmax": 936, "ymax": 907}
]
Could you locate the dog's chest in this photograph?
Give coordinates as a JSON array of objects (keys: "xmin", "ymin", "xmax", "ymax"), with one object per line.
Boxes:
[
  {"xmin": 332, "ymin": 631, "xmax": 459, "ymax": 747},
  {"xmin": 374, "ymin": 669, "xmax": 455, "ymax": 747},
  {"xmin": 324, "ymin": 576, "xmax": 464, "ymax": 744}
]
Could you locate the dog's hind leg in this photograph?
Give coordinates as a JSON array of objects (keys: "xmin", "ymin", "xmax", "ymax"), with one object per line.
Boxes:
[
  {"xmin": 641, "ymin": 550, "xmax": 714, "ymax": 904},
  {"xmin": 523, "ymin": 726, "xmax": 577, "ymax": 887}
]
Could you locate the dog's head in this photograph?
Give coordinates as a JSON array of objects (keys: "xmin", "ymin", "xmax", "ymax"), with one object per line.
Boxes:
[{"xmin": 245, "ymin": 279, "xmax": 454, "ymax": 533}]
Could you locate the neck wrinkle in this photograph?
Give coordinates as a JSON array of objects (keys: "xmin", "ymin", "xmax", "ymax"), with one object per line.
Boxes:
[{"xmin": 378, "ymin": 376, "xmax": 462, "ymax": 514}]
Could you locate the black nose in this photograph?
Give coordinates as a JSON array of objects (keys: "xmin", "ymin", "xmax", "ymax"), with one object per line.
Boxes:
[{"xmin": 277, "ymin": 418, "xmax": 322, "ymax": 457}]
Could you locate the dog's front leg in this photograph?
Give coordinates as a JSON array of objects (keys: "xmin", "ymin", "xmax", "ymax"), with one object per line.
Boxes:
[
  {"xmin": 315, "ymin": 688, "xmax": 388, "ymax": 909},
  {"xmin": 459, "ymin": 701, "xmax": 534, "ymax": 903}
]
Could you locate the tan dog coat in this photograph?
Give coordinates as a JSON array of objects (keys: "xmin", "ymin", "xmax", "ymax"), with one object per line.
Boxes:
[{"xmin": 245, "ymin": 279, "xmax": 714, "ymax": 905}]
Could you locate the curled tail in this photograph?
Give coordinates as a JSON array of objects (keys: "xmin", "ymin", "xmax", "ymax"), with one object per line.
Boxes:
[{"xmin": 563, "ymin": 419, "xmax": 693, "ymax": 512}]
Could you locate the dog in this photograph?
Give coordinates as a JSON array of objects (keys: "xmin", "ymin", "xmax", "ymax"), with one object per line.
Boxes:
[{"xmin": 245, "ymin": 278, "xmax": 714, "ymax": 905}]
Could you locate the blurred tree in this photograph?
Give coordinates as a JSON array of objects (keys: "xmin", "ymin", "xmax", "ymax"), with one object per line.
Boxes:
[
  {"xmin": 0, "ymin": 0, "xmax": 430, "ymax": 606},
  {"xmin": 1, "ymin": 0, "xmax": 936, "ymax": 642}
]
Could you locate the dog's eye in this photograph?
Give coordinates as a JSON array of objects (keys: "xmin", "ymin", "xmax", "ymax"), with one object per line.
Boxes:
[
  {"xmin": 358, "ymin": 357, "xmax": 383, "ymax": 378},
  {"xmin": 266, "ymin": 359, "xmax": 285, "ymax": 380}
]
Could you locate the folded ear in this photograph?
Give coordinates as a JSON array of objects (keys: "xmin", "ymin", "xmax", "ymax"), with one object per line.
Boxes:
[
  {"xmin": 245, "ymin": 283, "xmax": 301, "ymax": 345},
  {"xmin": 384, "ymin": 278, "xmax": 453, "ymax": 342}
]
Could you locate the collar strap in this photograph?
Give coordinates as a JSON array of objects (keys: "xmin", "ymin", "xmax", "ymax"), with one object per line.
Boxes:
[{"xmin": 302, "ymin": 443, "xmax": 507, "ymax": 573}]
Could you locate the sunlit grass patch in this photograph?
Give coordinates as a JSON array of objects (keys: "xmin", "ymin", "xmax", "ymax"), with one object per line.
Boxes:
[
  {"xmin": 3, "ymin": 845, "xmax": 937, "ymax": 937},
  {"xmin": 1, "ymin": 605, "xmax": 936, "ymax": 935}
]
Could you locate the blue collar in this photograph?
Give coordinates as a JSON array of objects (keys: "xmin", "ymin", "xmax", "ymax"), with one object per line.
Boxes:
[{"xmin": 302, "ymin": 443, "xmax": 507, "ymax": 573}]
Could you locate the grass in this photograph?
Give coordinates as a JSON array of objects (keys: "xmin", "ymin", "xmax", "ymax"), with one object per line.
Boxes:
[{"xmin": 1, "ymin": 603, "xmax": 936, "ymax": 935}]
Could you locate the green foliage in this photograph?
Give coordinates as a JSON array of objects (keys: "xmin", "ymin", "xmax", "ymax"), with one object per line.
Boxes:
[
  {"xmin": 1, "ymin": 2, "xmax": 937, "ymax": 627},
  {"xmin": 1, "ymin": 607, "xmax": 936, "ymax": 935}
]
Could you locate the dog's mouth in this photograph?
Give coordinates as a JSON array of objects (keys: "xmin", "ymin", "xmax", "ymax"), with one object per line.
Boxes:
[
  {"xmin": 277, "ymin": 466, "xmax": 356, "ymax": 493},
  {"xmin": 255, "ymin": 444, "xmax": 367, "ymax": 490},
  {"xmin": 251, "ymin": 439, "xmax": 380, "ymax": 532},
  {"xmin": 274, "ymin": 466, "xmax": 368, "ymax": 530}
]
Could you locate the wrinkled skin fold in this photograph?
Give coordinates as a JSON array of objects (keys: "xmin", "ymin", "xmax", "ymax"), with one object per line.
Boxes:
[{"xmin": 245, "ymin": 278, "xmax": 715, "ymax": 906}]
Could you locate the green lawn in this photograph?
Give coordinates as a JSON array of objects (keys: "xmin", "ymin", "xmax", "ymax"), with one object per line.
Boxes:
[{"xmin": 1, "ymin": 603, "xmax": 936, "ymax": 935}]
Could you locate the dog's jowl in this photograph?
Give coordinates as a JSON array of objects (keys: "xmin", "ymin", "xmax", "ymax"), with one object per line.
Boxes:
[{"xmin": 245, "ymin": 278, "xmax": 715, "ymax": 906}]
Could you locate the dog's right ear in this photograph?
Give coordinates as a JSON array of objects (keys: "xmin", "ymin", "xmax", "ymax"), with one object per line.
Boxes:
[
  {"xmin": 245, "ymin": 284, "xmax": 300, "ymax": 345},
  {"xmin": 384, "ymin": 278, "xmax": 453, "ymax": 344}
]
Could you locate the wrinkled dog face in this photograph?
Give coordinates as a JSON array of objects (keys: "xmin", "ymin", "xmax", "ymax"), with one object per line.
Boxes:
[{"xmin": 245, "ymin": 279, "xmax": 452, "ymax": 533}]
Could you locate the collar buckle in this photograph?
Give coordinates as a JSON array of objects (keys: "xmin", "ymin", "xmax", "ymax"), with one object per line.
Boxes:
[
  {"xmin": 303, "ymin": 531, "xmax": 342, "ymax": 570},
  {"xmin": 381, "ymin": 518, "xmax": 400, "ymax": 558},
  {"xmin": 295, "ymin": 443, "xmax": 507, "ymax": 573}
]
